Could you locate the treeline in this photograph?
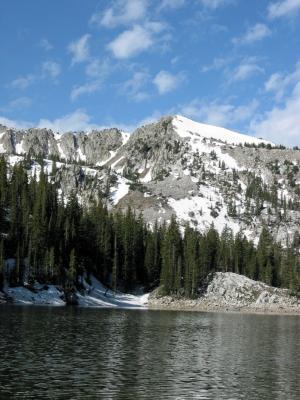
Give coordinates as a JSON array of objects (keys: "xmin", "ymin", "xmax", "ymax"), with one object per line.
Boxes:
[{"xmin": 0, "ymin": 156, "xmax": 300, "ymax": 296}]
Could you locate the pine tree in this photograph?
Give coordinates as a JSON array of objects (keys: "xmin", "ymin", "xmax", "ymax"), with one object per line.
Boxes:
[
  {"xmin": 0, "ymin": 239, "xmax": 4, "ymax": 288},
  {"xmin": 67, "ymin": 248, "xmax": 77, "ymax": 287},
  {"xmin": 160, "ymin": 216, "xmax": 182, "ymax": 295}
]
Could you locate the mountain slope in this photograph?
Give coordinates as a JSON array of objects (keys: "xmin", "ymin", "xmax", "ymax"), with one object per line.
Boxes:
[{"xmin": 1, "ymin": 115, "xmax": 300, "ymax": 245}]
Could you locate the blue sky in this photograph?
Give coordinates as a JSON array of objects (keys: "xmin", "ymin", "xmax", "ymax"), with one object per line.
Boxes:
[{"xmin": 1, "ymin": 0, "xmax": 300, "ymax": 145}]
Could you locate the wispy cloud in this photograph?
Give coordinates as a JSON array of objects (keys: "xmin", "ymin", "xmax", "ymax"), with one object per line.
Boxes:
[
  {"xmin": 232, "ymin": 23, "xmax": 271, "ymax": 45},
  {"xmin": 251, "ymin": 60, "xmax": 300, "ymax": 145},
  {"xmin": 42, "ymin": 61, "xmax": 61, "ymax": 79},
  {"xmin": 198, "ymin": 0, "xmax": 235, "ymax": 10},
  {"xmin": 229, "ymin": 59, "xmax": 264, "ymax": 83},
  {"xmin": 70, "ymin": 59, "xmax": 111, "ymax": 101},
  {"xmin": 11, "ymin": 74, "xmax": 35, "ymax": 90},
  {"xmin": 201, "ymin": 57, "xmax": 232, "ymax": 72},
  {"xmin": 267, "ymin": 0, "xmax": 300, "ymax": 19},
  {"xmin": 0, "ymin": 97, "xmax": 32, "ymax": 113},
  {"xmin": 10, "ymin": 61, "xmax": 61, "ymax": 90},
  {"xmin": 264, "ymin": 60, "xmax": 300, "ymax": 101},
  {"xmin": 181, "ymin": 98, "xmax": 259, "ymax": 127},
  {"xmin": 158, "ymin": 0, "xmax": 186, "ymax": 11},
  {"xmin": 85, "ymin": 59, "xmax": 110, "ymax": 78},
  {"xmin": 39, "ymin": 38, "xmax": 53, "ymax": 51},
  {"xmin": 121, "ymin": 71, "xmax": 150, "ymax": 101},
  {"xmin": 251, "ymin": 83, "xmax": 300, "ymax": 146},
  {"xmin": 68, "ymin": 34, "xmax": 90, "ymax": 65},
  {"xmin": 90, "ymin": 0, "xmax": 148, "ymax": 28},
  {"xmin": 153, "ymin": 70, "xmax": 185, "ymax": 94},
  {"xmin": 70, "ymin": 80, "xmax": 103, "ymax": 101}
]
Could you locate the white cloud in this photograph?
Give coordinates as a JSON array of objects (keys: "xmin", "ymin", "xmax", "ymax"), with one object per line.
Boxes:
[
  {"xmin": 91, "ymin": 0, "xmax": 148, "ymax": 28},
  {"xmin": 251, "ymin": 83, "xmax": 300, "ymax": 146},
  {"xmin": 0, "ymin": 116, "xmax": 31, "ymax": 130},
  {"xmin": 121, "ymin": 71, "xmax": 150, "ymax": 101},
  {"xmin": 251, "ymin": 61, "xmax": 300, "ymax": 146},
  {"xmin": 11, "ymin": 75, "xmax": 35, "ymax": 90},
  {"xmin": 42, "ymin": 61, "xmax": 61, "ymax": 79},
  {"xmin": 230, "ymin": 60, "xmax": 264, "ymax": 82},
  {"xmin": 232, "ymin": 23, "xmax": 271, "ymax": 45},
  {"xmin": 37, "ymin": 109, "xmax": 99, "ymax": 132},
  {"xmin": 70, "ymin": 80, "xmax": 103, "ymax": 101},
  {"xmin": 153, "ymin": 70, "xmax": 184, "ymax": 94},
  {"xmin": 264, "ymin": 60, "xmax": 300, "ymax": 101},
  {"xmin": 267, "ymin": 0, "xmax": 300, "ymax": 19},
  {"xmin": 181, "ymin": 98, "xmax": 259, "ymax": 127},
  {"xmin": 199, "ymin": 0, "xmax": 234, "ymax": 9},
  {"xmin": 68, "ymin": 34, "xmax": 90, "ymax": 65},
  {"xmin": 108, "ymin": 25, "xmax": 154, "ymax": 59},
  {"xmin": 39, "ymin": 38, "xmax": 53, "ymax": 51},
  {"xmin": 0, "ymin": 110, "xmax": 146, "ymax": 134}
]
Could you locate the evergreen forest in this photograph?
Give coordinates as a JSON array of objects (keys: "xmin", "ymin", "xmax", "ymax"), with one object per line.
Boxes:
[{"xmin": 0, "ymin": 156, "xmax": 300, "ymax": 297}]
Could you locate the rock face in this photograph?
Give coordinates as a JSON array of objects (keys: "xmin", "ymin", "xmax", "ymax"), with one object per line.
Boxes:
[
  {"xmin": 149, "ymin": 272, "xmax": 300, "ymax": 313},
  {"xmin": 2, "ymin": 114, "xmax": 300, "ymax": 244}
]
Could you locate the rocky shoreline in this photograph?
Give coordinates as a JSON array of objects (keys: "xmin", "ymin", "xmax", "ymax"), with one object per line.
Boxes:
[
  {"xmin": 148, "ymin": 298, "xmax": 300, "ymax": 315},
  {"xmin": 1, "ymin": 272, "xmax": 300, "ymax": 315},
  {"xmin": 148, "ymin": 272, "xmax": 300, "ymax": 315}
]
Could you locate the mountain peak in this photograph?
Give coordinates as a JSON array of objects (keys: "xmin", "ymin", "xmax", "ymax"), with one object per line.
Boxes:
[{"xmin": 172, "ymin": 115, "xmax": 272, "ymax": 146}]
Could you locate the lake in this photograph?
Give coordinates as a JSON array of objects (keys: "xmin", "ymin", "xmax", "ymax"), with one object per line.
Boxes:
[{"xmin": 0, "ymin": 306, "xmax": 299, "ymax": 399}]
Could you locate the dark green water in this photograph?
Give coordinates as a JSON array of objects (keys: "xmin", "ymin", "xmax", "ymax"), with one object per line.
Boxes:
[{"xmin": 0, "ymin": 306, "xmax": 299, "ymax": 399}]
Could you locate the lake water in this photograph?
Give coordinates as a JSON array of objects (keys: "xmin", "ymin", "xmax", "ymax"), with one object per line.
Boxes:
[{"xmin": 0, "ymin": 306, "xmax": 299, "ymax": 399}]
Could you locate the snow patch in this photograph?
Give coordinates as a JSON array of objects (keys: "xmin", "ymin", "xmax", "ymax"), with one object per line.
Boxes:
[
  {"xmin": 168, "ymin": 186, "xmax": 240, "ymax": 235},
  {"xmin": 15, "ymin": 141, "xmax": 24, "ymax": 155},
  {"xmin": 4, "ymin": 285, "xmax": 65, "ymax": 306},
  {"xmin": 77, "ymin": 148, "xmax": 86, "ymax": 162},
  {"xmin": 77, "ymin": 276, "xmax": 149, "ymax": 309},
  {"xmin": 140, "ymin": 168, "xmax": 152, "ymax": 183},
  {"xmin": 111, "ymin": 176, "xmax": 130, "ymax": 205},
  {"xmin": 96, "ymin": 150, "xmax": 117, "ymax": 167},
  {"xmin": 173, "ymin": 115, "xmax": 272, "ymax": 146},
  {"xmin": 57, "ymin": 142, "xmax": 66, "ymax": 160},
  {"xmin": 121, "ymin": 131, "xmax": 130, "ymax": 145}
]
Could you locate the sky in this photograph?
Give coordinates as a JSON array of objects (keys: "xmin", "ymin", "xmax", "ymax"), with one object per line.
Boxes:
[{"xmin": 0, "ymin": 0, "xmax": 300, "ymax": 146}]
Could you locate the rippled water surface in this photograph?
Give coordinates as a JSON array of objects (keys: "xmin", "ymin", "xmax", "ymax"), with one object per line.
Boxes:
[{"xmin": 0, "ymin": 306, "xmax": 300, "ymax": 399}]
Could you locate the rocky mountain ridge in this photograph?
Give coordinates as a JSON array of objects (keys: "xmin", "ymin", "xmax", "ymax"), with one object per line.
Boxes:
[{"xmin": 1, "ymin": 115, "xmax": 300, "ymax": 245}]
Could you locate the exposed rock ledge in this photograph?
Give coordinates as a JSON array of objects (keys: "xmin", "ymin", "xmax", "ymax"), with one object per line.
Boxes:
[{"xmin": 148, "ymin": 272, "xmax": 300, "ymax": 315}]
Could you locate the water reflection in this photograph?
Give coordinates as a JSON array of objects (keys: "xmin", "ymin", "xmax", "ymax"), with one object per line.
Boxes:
[{"xmin": 0, "ymin": 306, "xmax": 299, "ymax": 399}]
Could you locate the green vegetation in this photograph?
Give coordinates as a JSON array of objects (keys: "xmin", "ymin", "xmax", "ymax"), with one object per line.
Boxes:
[{"xmin": 0, "ymin": 156, "xmax": 300, "ymax": 296}]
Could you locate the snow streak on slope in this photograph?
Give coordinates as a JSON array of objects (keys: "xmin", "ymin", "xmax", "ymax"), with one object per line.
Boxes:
[
  {"xmin": 121, "ymin": 131, "xmax": 130, "ymax": 145},
  {"xmin": 78, "ymin": 276, "xmax": 149, "ymax": 308},
  {"xmin": 173, "ymin": 115, "xmax": 272, "ymax": 146},
  {"xmin": 111, "ymin": 176, "xmax": 130, "ymax": 205}
]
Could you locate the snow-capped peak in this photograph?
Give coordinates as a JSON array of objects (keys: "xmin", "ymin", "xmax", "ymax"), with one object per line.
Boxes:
[{"xmin": 173, "ymin": 115, "xmax": 272, "ymax": 146}]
